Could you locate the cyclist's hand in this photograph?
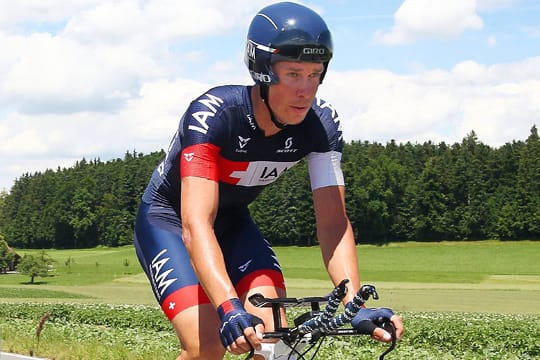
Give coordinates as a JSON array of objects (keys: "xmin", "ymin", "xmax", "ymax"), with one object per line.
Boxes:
[
  {"xmin": 217, "ymin": 298, "xmax": 265, "ymax": 355},
  {"xmin": 351, "ymin": 307, "xmax": 403, "ymax": 343}
]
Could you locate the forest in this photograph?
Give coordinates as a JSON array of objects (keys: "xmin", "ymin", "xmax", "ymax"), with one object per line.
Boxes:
[{"xmin": 0, "ymin": 126, "xmax": 538, "ymax": 249}]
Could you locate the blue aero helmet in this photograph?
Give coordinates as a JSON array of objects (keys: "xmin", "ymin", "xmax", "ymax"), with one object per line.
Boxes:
[{"xmin": 244, "ymin": 2, "xmax": 333, "ymax": 86}]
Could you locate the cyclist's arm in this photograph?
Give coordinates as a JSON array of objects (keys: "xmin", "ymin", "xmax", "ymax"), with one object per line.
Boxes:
[
  {"xmin": 181, "ymin": 175, "xmax": 264, "ymax": 353},
  {"xmin": 313, "ymin": 185, "xmax": 404, "ymax": 342},
  {"xmin": 181, "ymin": 175, "xmax": 237, "ymax": 306},
  {"xmin": 312, "ymin": 185, "xmax": 361, "ymax": 304}
]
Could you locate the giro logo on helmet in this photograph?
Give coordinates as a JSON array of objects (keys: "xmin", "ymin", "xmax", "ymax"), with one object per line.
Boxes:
[
  {"xmin": 250, "ymin": 70, "xmax": 272, "ymax": 83},
  {"xmin": 303, "ymin": 48, "xmax": 326, "ymax": 55}
]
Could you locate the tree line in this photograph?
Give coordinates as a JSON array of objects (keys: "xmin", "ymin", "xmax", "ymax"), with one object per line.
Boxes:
[
  {"xmin": 0, "ymin": 151, "xmax": 163, "ymax": 249},
  {"xmin": 0, "ymin": 127, "xmax": 538, "ymax": 249}
]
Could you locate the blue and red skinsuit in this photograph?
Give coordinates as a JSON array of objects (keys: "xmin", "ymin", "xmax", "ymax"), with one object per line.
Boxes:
[{"xmin": 134, "ymin": 85, "xmax": 344, "ymax": 321}]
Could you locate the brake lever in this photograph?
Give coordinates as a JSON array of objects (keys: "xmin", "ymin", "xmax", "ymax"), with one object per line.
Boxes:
[
  {"xmin": 378, "ymin": 320, "xmax": 397, "ymax": 360},
  {"xmin": 359, "ymin": 284, "xmax": 379, "ymax": 301}
]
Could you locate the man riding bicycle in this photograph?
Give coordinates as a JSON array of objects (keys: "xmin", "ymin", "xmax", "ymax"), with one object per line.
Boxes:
[{"xmin": 134, "ymin": 2, "xmax": 404, "ymax": 359}]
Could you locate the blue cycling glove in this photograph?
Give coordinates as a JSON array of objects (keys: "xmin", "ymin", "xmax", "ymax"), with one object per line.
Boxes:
[
  {"xmin": 217, "ymin": 298, "xmax": 264, "ymax": 348},
  {"xmin": 351, "ymin": 307, "xmax": 395, "ymax": 335}
]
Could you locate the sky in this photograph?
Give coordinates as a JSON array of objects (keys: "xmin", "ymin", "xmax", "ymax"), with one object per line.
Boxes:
[{"xmin": 0, "ymin": 0, "xmax": 539, "ymax": 192}]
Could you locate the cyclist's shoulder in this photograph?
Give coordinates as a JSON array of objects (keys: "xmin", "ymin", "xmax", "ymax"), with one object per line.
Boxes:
[
  {"xmin": 310, "ymin": 96, "xmax": 340, "ymax": 123},
  {"xmin": 179, "ymin": 86, "xmax": 256, "ymax": 150},
  {"xmin": 304, "ymin": 97, "xmax": 342, "ymax": 146}
]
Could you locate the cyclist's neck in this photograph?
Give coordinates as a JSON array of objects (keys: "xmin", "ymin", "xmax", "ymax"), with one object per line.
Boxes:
[{"xmin": 250, "ymin": 85, "xmax": 283, "ymax": 137}]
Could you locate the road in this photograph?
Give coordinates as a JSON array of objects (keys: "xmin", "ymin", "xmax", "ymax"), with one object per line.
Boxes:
[{"xmin": 0, "ymin": 353, "xmax": 47, "ymax": 360}]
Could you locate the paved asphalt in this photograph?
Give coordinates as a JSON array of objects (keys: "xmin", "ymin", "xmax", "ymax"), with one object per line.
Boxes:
[{"xmin": 0, "ymin": 353, "xmax": 47, "ymax": 360}]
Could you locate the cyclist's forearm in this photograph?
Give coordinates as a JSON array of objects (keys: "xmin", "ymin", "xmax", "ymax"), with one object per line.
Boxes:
[
  {"xmin": 180, "ymin": 177, "xmax": 238, "ymax": 307},
  {"xmin": 313, "ymin": 186, "xmax": 361, "ymax": 303},
  {"xmin": 318, "ymin": 220, "xmax": 361, "ymax": 303},
  {"xmin": 183, "ymin": 223, "xmax": 238, "ymax": 307}
]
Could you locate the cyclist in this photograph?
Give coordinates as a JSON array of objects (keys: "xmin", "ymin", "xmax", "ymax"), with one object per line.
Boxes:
[{"xmin": 134, "ymin": 2, "xmax": 404, "ymax": 359}]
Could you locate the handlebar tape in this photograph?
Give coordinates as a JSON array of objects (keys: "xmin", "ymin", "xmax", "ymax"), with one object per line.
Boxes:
[{"xmin": 298, "ymin": 282, "xmax": 375, "ymax": 334}]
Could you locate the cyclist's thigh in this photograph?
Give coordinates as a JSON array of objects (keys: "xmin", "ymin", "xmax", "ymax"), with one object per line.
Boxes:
[
  {"xmin": 134, "ymin": 202, "xmax": 206, "ymax": 316},
  {"xmin": 220, "ymin": 213, "xmax": 288, "ymax": 329},
  {"xmin": 135, "ymin": 202, "xmax": 225, "ymax": 358},
  {"xmin": 221, "ymin": 212, "xmax": 285, "ymax": 292}
]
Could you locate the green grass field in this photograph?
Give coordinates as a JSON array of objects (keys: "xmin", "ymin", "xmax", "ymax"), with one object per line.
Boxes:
[
  {"xmin": 2, "ymin": 241, "xmax": 538, "ymax": 313},
  {"xmin": 1, "ymin": 241, "xmax": 539, "ymax": 359},
  {"xmin": 278, "ymin": 241, "xmax": 540, "ymax": 314}
]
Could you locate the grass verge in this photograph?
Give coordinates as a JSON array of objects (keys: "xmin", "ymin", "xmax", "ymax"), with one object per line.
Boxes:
[
  {"xmin": 1, "ymin": 303, "xmax": 538, "ymax": 359},
  {"xmin": 1, "ymin": 241, "xmax": 539, "ymax": 358}
]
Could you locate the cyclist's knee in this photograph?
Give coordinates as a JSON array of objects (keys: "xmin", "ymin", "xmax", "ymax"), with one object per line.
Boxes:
[
  {"xmin": 177, "ymin": 344, "xmax": 225, "ymax": 360},
  {"xmin": 172, "ymin": 304, "xmax": 224, "ymax": 359}
]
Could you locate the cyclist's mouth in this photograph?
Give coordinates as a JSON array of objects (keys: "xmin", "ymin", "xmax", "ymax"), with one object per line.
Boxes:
[{"xmin": 291, "ymin": 105, "xmax": 309, "ymax": 113}]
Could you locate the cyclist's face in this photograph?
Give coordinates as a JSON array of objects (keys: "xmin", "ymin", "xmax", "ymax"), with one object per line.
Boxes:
[{"xmin": 268, "ymin": 61, "xmax": 324, "ymax": 125}]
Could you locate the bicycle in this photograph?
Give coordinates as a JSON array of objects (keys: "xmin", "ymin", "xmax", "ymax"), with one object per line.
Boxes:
[{"xmin": 245, "ymin": 279, "xmax": 397, "ymax": 360}]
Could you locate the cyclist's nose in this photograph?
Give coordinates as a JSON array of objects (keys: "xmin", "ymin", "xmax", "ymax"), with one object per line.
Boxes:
[{"xmin": 296, "ymin": 78, "xmax": 316, "ymax": 98}]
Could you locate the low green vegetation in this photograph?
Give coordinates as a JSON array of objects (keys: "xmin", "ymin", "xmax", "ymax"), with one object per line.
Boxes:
[
  {"xmin": 0, "ymin": 304, "xmax": 538, "ymax": 359},
  {"xmin": 1, "ymin": 241, "xmax": 539, "ymax": 359}
]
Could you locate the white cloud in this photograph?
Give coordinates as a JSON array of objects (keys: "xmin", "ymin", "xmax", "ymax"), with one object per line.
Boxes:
[
  {"xmin": 0, "ymin": 0, "xmax": 98, "ymax": 27},
  {"xmin": 122, "ymin": 78, "xmax": 211, "ymax": 145},
  {"xmin": 0, "ymin": 0, "xmax": 268, "ymax": 117},
  {"xmin": 373, "ymin": 0, "xmax": 483, "ymax": 45},
  {"xmin": 0, "ymin": 31, "xmax": 160, "ymax": 114},
  {"xmin": 319, "ymin": 56, "xmax": 540, "ymax": 147},
  {"xmin": 0, "ymin": 0, "xmax": 538, "ymax": 193},
  {"xmin": 0, "ymin": 78, "xmax": 210, "ymax": 158},
  {"xmin": 61, "ymin": 1, "xmax": 147, "ymax": 45},
  {"xmin": 58, "ymin": 0, "xmax": 269, "ymax": 44},
  {"xmin": 0, "ymin": 0, "xmax": 270, "ymax": 191},
  {"xmin": 0, "ymin": 78, "xmax": 211, "ymax": 192}
]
